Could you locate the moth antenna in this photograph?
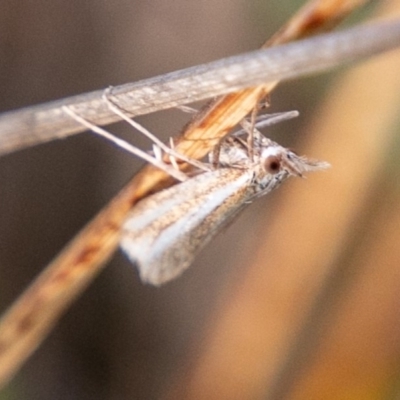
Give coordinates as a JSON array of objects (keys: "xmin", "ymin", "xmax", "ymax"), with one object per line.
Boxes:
[
  {"xmin": 62, "ymin": 105, "xmax": 188, "ymax": 182},
  {"xmin": 231, "ymin": 111, "xmax": 299, "ymax": 140},
  {"xmin": 244, "ymin": 110, "xmax": 299, "ymax": 131},
  {"xmin": 168, "ymin": 138, "xmax": 180, "ymax": 170},
  {"xmin": 103, "ymin": 88, "xmax": 211, "ymax": 173},
  {"xmin": 256, "ymin": 110, "xmax": 299, "ymax": 127},
  {"xmin": 176, "ymin": 105, "xmax": 198, "ymax": 113}
]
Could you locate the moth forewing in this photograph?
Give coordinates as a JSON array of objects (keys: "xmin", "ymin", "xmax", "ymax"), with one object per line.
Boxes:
[{"xmin": 120, "ymin": 168, "xmax": 256, "ymax": 286}]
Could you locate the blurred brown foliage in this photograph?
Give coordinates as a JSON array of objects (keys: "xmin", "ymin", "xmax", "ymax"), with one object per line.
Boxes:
[{"xmin": 1, "ymin": 1, "xmax": 400, "ymax": 399}]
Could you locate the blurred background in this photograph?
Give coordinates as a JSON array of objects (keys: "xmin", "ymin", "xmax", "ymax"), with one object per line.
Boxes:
[{"xmin": 1, "ymin": 0, "xmax": 400, "ymax": 399}]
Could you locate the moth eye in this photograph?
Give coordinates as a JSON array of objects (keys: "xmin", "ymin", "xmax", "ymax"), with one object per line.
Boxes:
[{"xmin": 264, "ymin": 155, "xmax": 281, "ymax": 174}]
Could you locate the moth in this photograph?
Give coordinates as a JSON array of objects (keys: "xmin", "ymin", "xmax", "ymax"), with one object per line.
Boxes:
[{"xmin": 64, "ymin": 104, "xmax": 329, "ymax": 286}]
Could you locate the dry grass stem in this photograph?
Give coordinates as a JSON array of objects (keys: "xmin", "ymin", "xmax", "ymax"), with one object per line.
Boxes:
[{"xmin": 1, "ymin": 19, "xmax": 400, "ymax": 155}]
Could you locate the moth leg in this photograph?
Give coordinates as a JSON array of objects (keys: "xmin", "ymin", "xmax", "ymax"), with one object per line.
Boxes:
[
  {"xmin": 241, "ymin": 118, "xmax": 268, "ymax": 144},
  {"xmin": 210, "ymin": 140, "xmax": 222, "ymax": 169},
  {"xmin": 239, "ymin": 111, "xmax": 300, "ymax": 141},
  {"xmin": 260, "ymin": 93, "xmax": 271, "ymax": 110},
  {"xmin": 62, "ymin": 106, "xmax": 189, "ymax": 182},
  {"xmin": 247, "ymin": 104, "xmax": 257, "ymax": 161},
  {"xmin": 103, "ymin": 88, "xmax": 211, "ymax": 173},
  {"xmin": 247, "ymin": 92, "xmax": 266, "ymax": 162}
]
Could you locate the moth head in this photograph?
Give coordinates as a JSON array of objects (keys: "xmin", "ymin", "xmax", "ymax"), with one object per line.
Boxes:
[{"xmin": 261, "ymin": 146, "xmax": 330, "ymax": 177}]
